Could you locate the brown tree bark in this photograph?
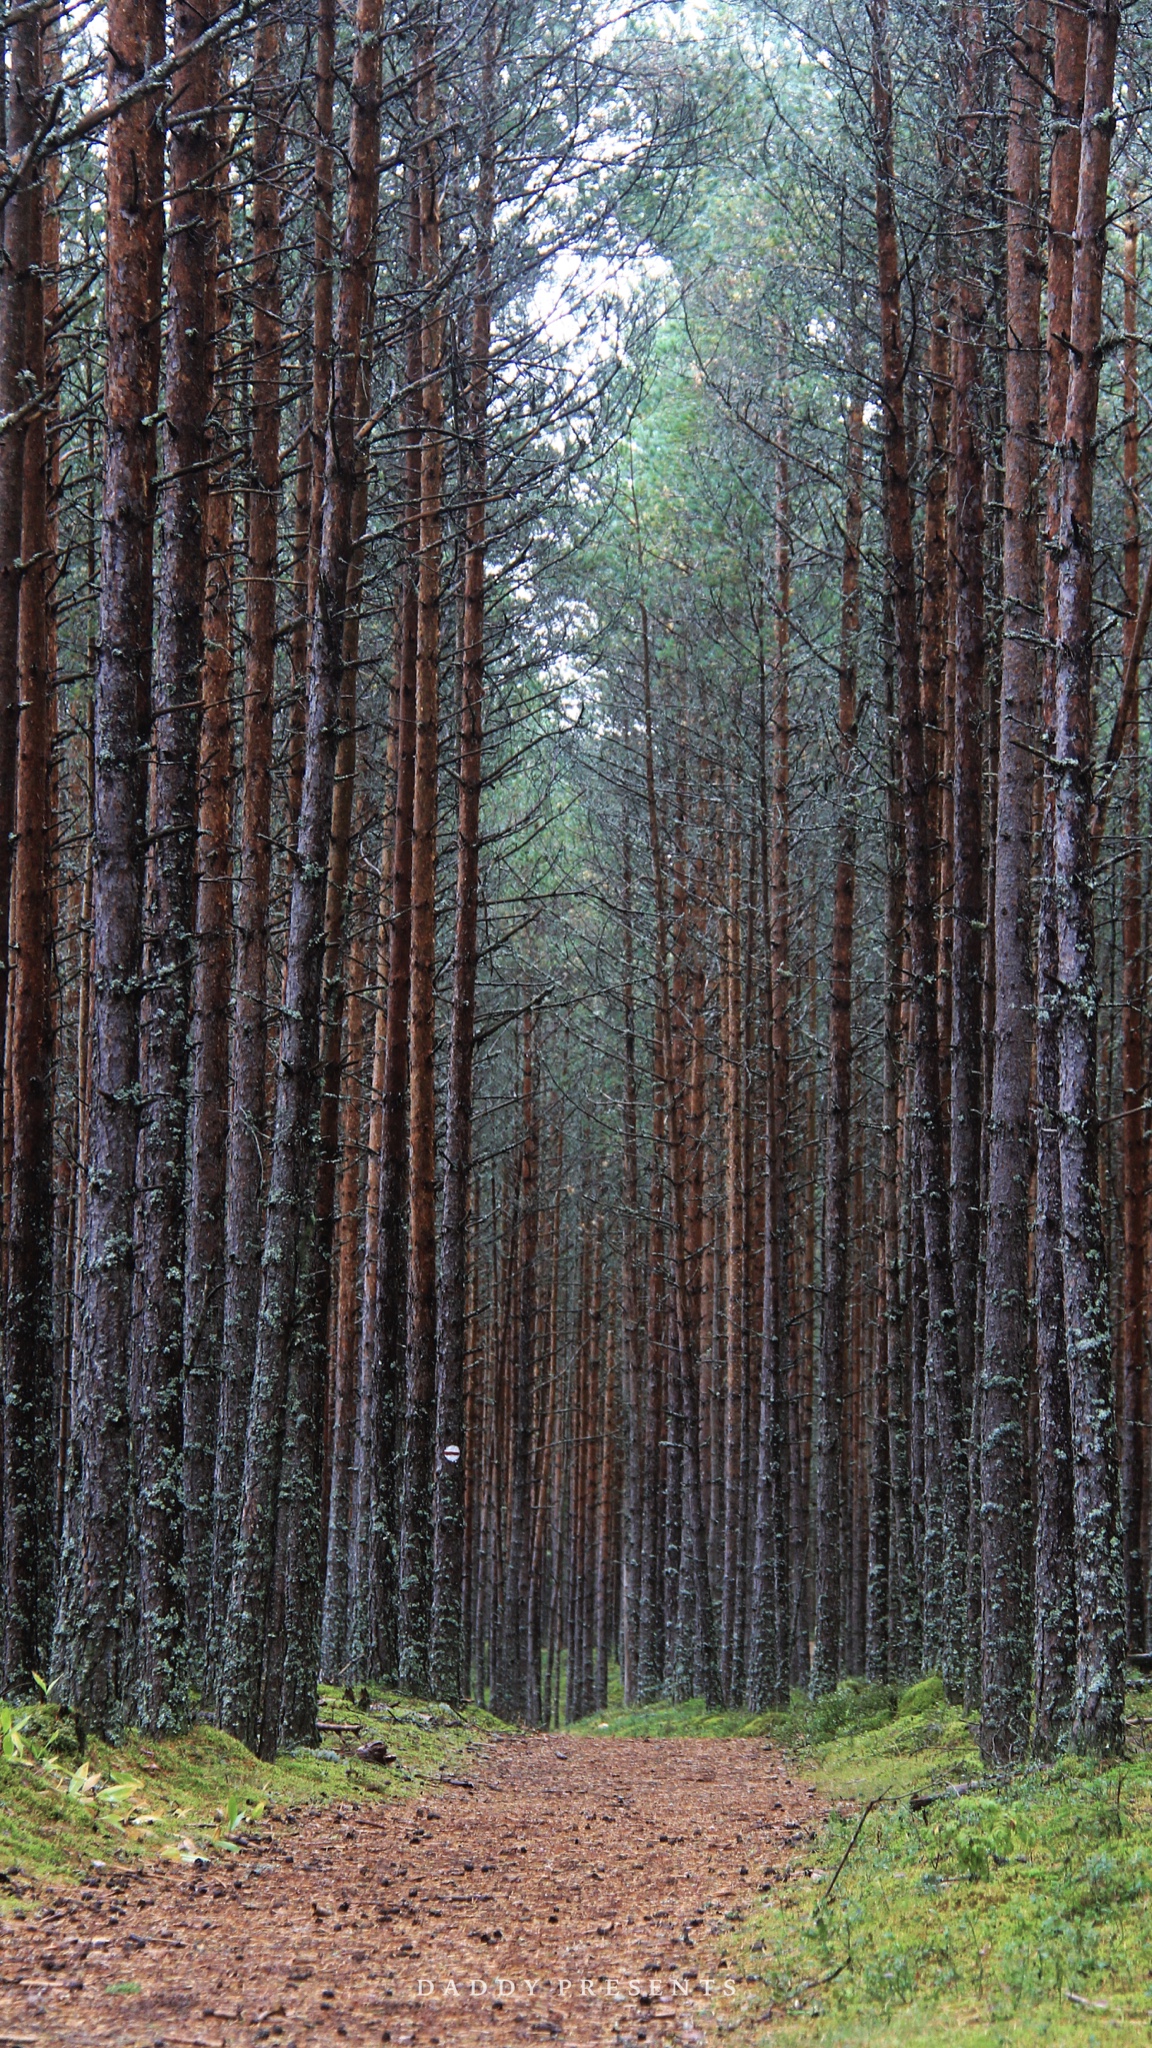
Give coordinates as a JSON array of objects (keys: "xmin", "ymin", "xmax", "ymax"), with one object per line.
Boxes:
[
  {"xmin": 287, "ymin": 0, "xmax": 336, "ymax": 826},
  {"xmin": 492, "ymin": 1007, "xmax": 539, "ymax": 1720},
  {"xmin": 54, "ymin": 0, "xmax": 165, "ymax": 1733},
  {"xmin": 618, "ymin": 820, "xmax": 645, "ymax": 1705},
  {"xmin": 639, "ymin": 606, "xmax": 721, "ymax": 1706},
  {"xmin": 1032, "ymin": 0, "xmax": 1086, "ymax": 1757},
  {"xmin": 348, "ymin": 175, "xmax": 421, "ymax": 1684},
  {"xmin": 812, "ymin": 391, "xmax": 863, "ymax": 1695},
  {"xmin": 979, "ymin": 0, "xmax": 1043, "ymax": 1763},
  {"xmin": 210, "ymin": 10, "xmax": 285, "ymax": 1665},
  {"xmin": 398, "ymin": 19, "xmax": 444, "ymax": 1695},
  {"xmin": 131, "ymin": 0, "xmax": 221, "ymax": 1733},
  {"xmin": 871, "ymin": 0, "xmax": 967, "ymax": 1695},
  {"xmin": 218, "ymin": 0, "xmax": 386, "ymax": 1755},
  {"xmin": 880, "ymin": 612, "xmax": 918, "ymax": 1681},
  {"xmin": 721, "ymin": 831, "xmax": 744, "ymax": 1703},
  {"xmin": 2, "ymin": 1, "xmax": 52, "ymax": 1694},
  {"xmin": 0, "ymin": 0, "xmax": 37, "ymax": 1196},
  {"xmin": 277, "ymin": 412, "xmax": 371, "ymax": 1744},
  {"xmin": 320, "ymin": 829, "xmax": 371, "ymax": 1677},
  {"xmin": 1118, "ymin": 205, "xmax": 1145, "ymax": 1650},
  {"xmin": 429, "ymin": 9, "xmax": 496, "ymax": 1701},
  {"xmin": 1050, "ymin": 0, "xmax": 1125, "ymax": 1754},
  {"xmin": 948, "ymin": 0, "xmax": 986, "ymax": 1430},
  {"xmin": 748, "ymin": 649, "xmax": 789, "ymax": 1710},
  {"xmin": 183, "ymin": 128, "xmax": 234, "ymax": 1672}
]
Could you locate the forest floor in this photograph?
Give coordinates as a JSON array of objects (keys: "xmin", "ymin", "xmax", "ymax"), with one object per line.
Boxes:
[
  {"xmin": 0, "ymin": 1708, "xmax": 824, "ymax": 2048},
  {"xmin": 6, "ymin": 1682, "xmax": 1152, "ymax": 2047},
  {"xmin": 610, "ymin": 1675, "xmax": 1152, "ymax": 2048}
]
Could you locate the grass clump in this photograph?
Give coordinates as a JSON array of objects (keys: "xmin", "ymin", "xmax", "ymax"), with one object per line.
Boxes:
[
  {"xmin": 733, "ymin": 1689, "xmax": 1152, "ymax": 2045},
  {"xmin": 570, "ymin": 1676, "xmax": 901, "ymax": 1749},
  {"xmin": 579, "ymin": 1677, "xmax": 1152, "ymax": 2042},
  {"xmin": 0, "ymin": 1685, "xmax": 503, "ymax": 1898}
]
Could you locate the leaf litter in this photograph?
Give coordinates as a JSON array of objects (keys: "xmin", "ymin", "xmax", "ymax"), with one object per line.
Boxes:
[{"xmin": 0, "ymin": 1732, "xmax": 826, "ymax": 2045}]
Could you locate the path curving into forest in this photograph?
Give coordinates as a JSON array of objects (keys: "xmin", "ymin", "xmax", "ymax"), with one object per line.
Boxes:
[{"xmin": 0, "ymin": 1734, "xmax": 826, "ymax": 2046}]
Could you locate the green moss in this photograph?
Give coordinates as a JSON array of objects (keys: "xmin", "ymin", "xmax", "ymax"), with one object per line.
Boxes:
[
  {"xmin": 577, "ymin": 1682, "xmax": 1152, "ymax": 2044},
  {"xmin": 0, "ymin": 1687, "xmax": 505, "ymax": 1898},
  {"xmin": 731, "ymin": 1702, "xmax": 1152, "ymax": 2044},
  {"xmin": 897, "ymin": 1675, "xmax": 946, "ymax": 1719}
]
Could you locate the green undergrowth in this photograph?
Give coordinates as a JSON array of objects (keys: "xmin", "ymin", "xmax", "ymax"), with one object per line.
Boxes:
[
  {"xmin": 576, "ymin": 1677, "xmax": 1152, "ymax": 2046},
  {"xmin": 0, "ymin": 1684, "xmax": 503, "ymax": 1900}
]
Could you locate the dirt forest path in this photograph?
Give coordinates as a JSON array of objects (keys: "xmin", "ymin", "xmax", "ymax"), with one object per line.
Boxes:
[{"xmin": 0, "ymin": 1733, "xmax": 827, "ymax": 2048}]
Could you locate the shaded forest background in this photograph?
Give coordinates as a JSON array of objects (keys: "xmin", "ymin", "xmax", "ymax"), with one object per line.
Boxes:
[{"xmin": 0, "ymin": 0, "xmax": 1149, "ymax": 1768}]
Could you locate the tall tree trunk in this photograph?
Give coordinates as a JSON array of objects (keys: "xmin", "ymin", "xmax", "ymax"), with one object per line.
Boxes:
[
  {"xmin": 636, "ymin": 616, "xmax": 720, "ymax": 1705},
  {"xmin": 320, "ymin": 833, "xmax": 370, "ymax": 1676},
  {"xmin": 218, "ymin": 0, "xmax": 386, "ymax": 1755},
  {"xmin": 812, "ymin": 392, "xmax": 863, "ymax": 1695},
  {"xmin": 277, "ymin": 408, "xmax": 372, "ymax": 1745},
  {"xmin": 979, "ymin": 0, "xmax": 1043, "ymax": 1763},
  {"xmin": 399, "ymin": 20, "xmax": 444, "ymax": 1696},
  {"xmin": 286, "ymin": 0, "xmax": 336, "ymax": 825},
  {"xmin": 948, "ymin": 0, "xmax": 986, "ymax": 1435},
  {"xmin": 131, "ymin": 0, "xmax": 221, "ymax": 1733},
  {"xmin": 1118, "ymin": 204, "xmax": 1145, "ymax": 1650},
  {"xmin": 3, "ymin": 2, "xmax": 52, "ymax": 1695},
  {"xmin": 429, "ymin": 20, "xmax": 495, "ymax": 1698},
  {"xmin": 1050, "ymin": 0, "xmax": 1125, "ymax": 1754},
  {"xmin": 210, "ymin": 13, "xmax": 285, "ymax": 1662},
  {"xmin": 0, "ymin": 0, "xmax": 37, "ymax": 1208},
  {"xmin": 721, "ymin": 831, "xmax": 744, "ymax": 1703},
  {"xmin": 880, "ymin": 610, "xmax": 917, "ymax": 1680},
  {"xmin": 54, "ymin": 0, "xmax": 165, "ymax": 1733},
  {"xmin": 492, "ymin": 1009, "xmax": 539, "ymax": 1720},
  {"xmin": 871, "ymin": 0, "xmax": 967, "ymax": 1695},
  {"xmin": 349, "ymin": 174, "xmax": 422, "ymax": 1684},
  {"xmin": 1032, "ymin": 0, "xmax": 1086, "ymax": 1756},
  {"xmin": 618, "ymin": 821, "xmax": 645, "ymax": 1705},
  {"xmin": 184, "ymin": 127, "xmax": 234, "ymax": 1674}
]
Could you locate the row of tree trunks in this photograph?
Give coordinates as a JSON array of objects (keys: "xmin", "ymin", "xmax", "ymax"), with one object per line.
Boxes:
[
  {"xmin": 217, "ymin": 0, "xmax": 386, "ymax": 1758},
  {"xmin": 870, "ymin": 0, "xmax": 968, "ymax": 1701}
]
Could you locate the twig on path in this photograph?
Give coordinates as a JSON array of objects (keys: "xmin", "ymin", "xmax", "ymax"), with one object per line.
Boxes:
[
  {"xmin": 822, "ymin": 1793, "xmax": 887, "ymax": 1904},
  {"xmin": 1066, "ymin": 1991, "xmax": 1108, "ymax": 2012}
]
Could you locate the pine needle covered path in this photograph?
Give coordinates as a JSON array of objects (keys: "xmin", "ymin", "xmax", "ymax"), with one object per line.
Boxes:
[{"xmin": 0, "ymin": 1733, "xmax": 826, "ymax": 2046}]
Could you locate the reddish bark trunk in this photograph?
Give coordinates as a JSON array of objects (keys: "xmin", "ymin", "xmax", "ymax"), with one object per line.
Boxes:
[
  {"xmin": 183, "ymin": 130, "xmax": 234, "ymax": 1671},
  {"xmin": 398, "ymin": 22, "xmax": 444, "ymax": 1695},
  {"xmin": 812, "ymin": 392, "xmax": 863, "ymax": 1695},
  {"xmin": 210, "ymin": 12, "xmax": 285, "ymax": 1665},
  {"xmin": 54, "ymin": 0, "xmax": 165, "ymax": 1733},
  {"xmin": 948, "ymin": 0, "xmax": 986, "ymax": 1425},
  {"xmin": 3, "ymin": 3, "xmax": 52, "ymax": 1694},
  {"xmin": 1118, "ymin": 206, "xmax": 1145, "ymax": 1649},
  {"xmin": 429, "ymin": 13, "xmax": 496, "ymax": 1701},
  {"xmin": 218, "ymin": 0, "xmax": 386, "ymax": 1755}
]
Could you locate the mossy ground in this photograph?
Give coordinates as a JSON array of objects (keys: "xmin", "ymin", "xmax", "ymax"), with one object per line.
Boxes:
[
  {"xmin": 575, "ymin": 1678, "xmax": 1152, "ymax": 2046},
  {"xmin": 0, "ymin": 1685, "xmax": 503, "ymax": 1898}
]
